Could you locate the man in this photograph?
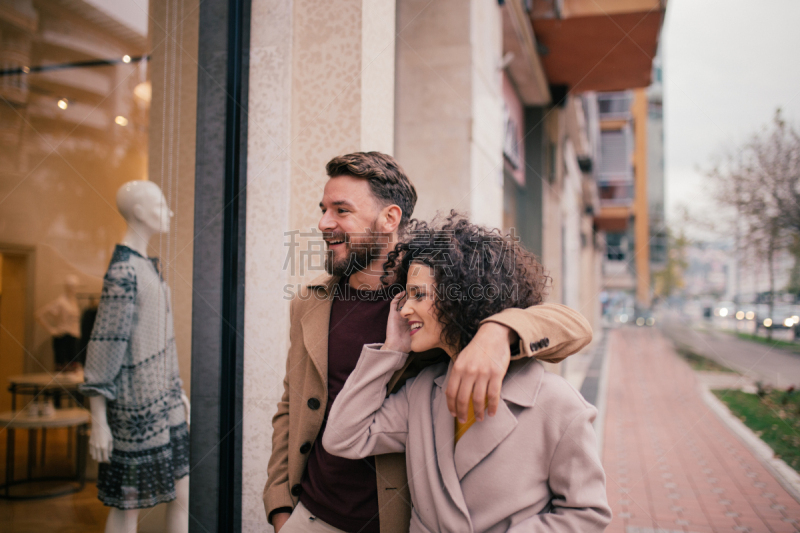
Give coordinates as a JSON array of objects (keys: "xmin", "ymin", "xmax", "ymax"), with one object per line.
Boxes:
[{"xmin": 264, "ymin": 152, "xmax": 592, "ymax": 533}]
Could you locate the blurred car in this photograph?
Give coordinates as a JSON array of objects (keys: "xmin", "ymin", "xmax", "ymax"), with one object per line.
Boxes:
[
  {"xmin": 733, "ymin": 304, "xmax": 757, "ymax": 322},
  {"xmin": 635, "ymin": 310, "xmax": 656, "ymax": 327},
  {"xmin": 714, "ymin": 301, "xmax": 736, "ymax": 318},
  {"xmin": 755, "ymin": 304, "xmax": 800, "ymax": 331},
  {"xmin": 612, "ymin": 307, "xmax": 635, "ymax": 325}
]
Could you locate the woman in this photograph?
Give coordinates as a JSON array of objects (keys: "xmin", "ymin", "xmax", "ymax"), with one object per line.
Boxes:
[{"xmin": 323, "ymin": 213, "xmax": 611, "ymax": 532}]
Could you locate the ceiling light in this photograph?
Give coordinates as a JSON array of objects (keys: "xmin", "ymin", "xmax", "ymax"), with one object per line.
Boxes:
[
  {"xmin": 122, "ymin": 55, "xmax": 131, "ymax": 63},
  {"xmin": 57, "ymin": 98, "xmax": 68, "ymax": 110},
  {"xmin": 115, "ymin": 115, "xmax": 128, "ymax": 126},
  {"xmin": 134, "ymin": 81, "xmax": 152, "ymax": 104}
]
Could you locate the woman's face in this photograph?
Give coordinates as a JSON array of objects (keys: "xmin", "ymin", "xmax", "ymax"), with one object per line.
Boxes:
[{"xmin": 399, "ymin": 263, "xmax": 449, "ymax": 355}]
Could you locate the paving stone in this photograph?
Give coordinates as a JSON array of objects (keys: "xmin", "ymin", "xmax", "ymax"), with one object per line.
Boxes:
[{"xmin": 603, "ymin": 329, "xmax": 800, "ymax": 533}]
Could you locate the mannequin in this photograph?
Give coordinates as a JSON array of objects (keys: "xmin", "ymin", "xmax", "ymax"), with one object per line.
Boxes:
[
  {"xmin": 36, "ymin": 274, "xmax": 81, "ymax": 371},
  {"xmin": 79, "ymin": 180, "xmax": 190, "ymax": 533}
]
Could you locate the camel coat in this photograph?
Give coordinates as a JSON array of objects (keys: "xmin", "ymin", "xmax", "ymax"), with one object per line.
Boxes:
[
  {"xmin": 323, "ymin": 345, "xmax": 611, "ymax": 533},
  {"xmin": 263, "ymin": 274, "xmax": 593, "ymax": 533}
]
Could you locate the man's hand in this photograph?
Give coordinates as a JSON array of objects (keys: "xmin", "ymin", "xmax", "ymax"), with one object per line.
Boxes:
[
  {"xmin": 446, "ymin": 322, "xmax": 517, "ymax": 422},
  {"xmin": 272, "ymin": 512, "xmax": 291, "ymax": 532}
]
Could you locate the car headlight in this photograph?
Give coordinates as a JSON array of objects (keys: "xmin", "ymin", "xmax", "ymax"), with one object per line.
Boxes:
[
  {"xmin": 735, "ymin": 311, "xmax": 744, "ymax": 320},
  {"xmin": 784, "ymin": 318, "xmax": 794, "ymax": 328},
  {"xmin": 636, "ymin": 317, "xmax": 645, "ymax": 326},
  {"xmin": 746, "ymin": 311, "xmax": 755, "ymax": 320},
  {"xmin": 646, "ymin": 317, "xmax": 655, "ymax": 326},
  {"xmin": 764, "ymin": 318, "xmax": 773, "ymax": 327}
]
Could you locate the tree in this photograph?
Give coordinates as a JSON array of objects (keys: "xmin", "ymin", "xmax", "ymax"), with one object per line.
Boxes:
[
  {"xmin": 653, "ymin": 229, "xmax": 688, "ymax": 299},
  {"xmin": 707, "ymin": 110, "xmax": 800, "ymax": 338}
]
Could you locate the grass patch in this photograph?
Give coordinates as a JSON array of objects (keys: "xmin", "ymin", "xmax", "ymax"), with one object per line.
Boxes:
[
  {"xmin": 676, "ymin": 346, "xmax": 737, "ymax": 373},
  {"xmin": 734, "ymin": 332, "xmax": 800, "ymax": 354},
  {"xmin": 714, "ymin": 389, "xmax": 800, "ymax": 473}
]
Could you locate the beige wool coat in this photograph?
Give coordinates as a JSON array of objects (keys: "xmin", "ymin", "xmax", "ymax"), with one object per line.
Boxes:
[
  {"xmin": 323, "ymin": 345, "xmax": 612, "ymax": 533},
  {"xmin": 263, "ymin": 274, "xmax": 594, "ymax": 533}
]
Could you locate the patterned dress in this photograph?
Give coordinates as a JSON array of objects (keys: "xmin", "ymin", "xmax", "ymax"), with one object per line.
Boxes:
[{"xmin": 80, "ymin": 244, "xmax": 189, "ymax": 509}]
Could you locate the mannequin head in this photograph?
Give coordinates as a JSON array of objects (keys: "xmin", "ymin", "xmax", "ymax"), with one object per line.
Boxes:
[{"xmin": 116, "ymin": 180, "xmax": 173, "ymax": 236}]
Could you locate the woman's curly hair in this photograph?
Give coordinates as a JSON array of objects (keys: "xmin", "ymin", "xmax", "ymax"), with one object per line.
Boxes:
[{"xmin": 383, "ymin": 211, "xmax": 550, "ymax": 352}]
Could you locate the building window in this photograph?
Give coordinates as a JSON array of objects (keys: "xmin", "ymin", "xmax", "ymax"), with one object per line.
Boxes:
[{"xmin": 606, "ymin": 232, "xmax": 628, "ymax": 261}]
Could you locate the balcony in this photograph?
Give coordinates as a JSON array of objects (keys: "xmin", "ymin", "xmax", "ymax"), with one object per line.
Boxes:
[
  {"xmin": 603, "ymin": 259, "xmax": 636, "ymax": 290},
  {"xmin": 598, "ymin": 92, "xmax": 633, "ymax": 120},
  {"xmin": 530, "ymin": 0, "xmax": 666, "ymax": 92},
  {"xmin": 596, "ymin": 181, "xmax": 633, "ymax": 231}
]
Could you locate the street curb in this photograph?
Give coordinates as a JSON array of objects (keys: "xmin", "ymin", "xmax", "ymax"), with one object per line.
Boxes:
[
  {"xmin": 593, "ymin": 329, "xmax": 611, "ymax": 455},
  {"xmin": 700, "ymin": 384, "xmax": 800, "ymax": 504}
]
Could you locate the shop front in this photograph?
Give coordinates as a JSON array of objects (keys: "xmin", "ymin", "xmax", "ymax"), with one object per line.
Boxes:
[{"xmin": 0, "ymin": 0, "xmax": 247, "ymax": 530}]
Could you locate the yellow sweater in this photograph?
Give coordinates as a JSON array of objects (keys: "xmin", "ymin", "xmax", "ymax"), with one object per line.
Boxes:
[{"xmin": 454, "ymin": 400, "xmax": 477, "ymax": 445}]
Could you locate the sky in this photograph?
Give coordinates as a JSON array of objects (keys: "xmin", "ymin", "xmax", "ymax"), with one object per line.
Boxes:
[{"xmin": 661, "ymin": 0, "xmax": 800, "ymax": 234}]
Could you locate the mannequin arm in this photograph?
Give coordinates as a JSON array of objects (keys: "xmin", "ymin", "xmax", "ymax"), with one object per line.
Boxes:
[
  {"xmin": 181, "ymin": 391, "xmax": 191, "ymax": 426},
  {"xmin": 34, "ymin": 305, "xmax": 59, "ymax": 337},
  {"xmin": 88, "ymin": 396, "xmax": 114, "ymax": 463}
]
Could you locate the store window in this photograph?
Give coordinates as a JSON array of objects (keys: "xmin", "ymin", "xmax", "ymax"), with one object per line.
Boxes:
[{"xmin": 0, "ymin": 1, "xmax": 198, "ymax": 530}]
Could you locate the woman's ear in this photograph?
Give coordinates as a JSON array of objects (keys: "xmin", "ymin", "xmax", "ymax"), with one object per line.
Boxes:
[{"xmin": 380, "ymin": 204, "xmax": 403, "ymax": 233}]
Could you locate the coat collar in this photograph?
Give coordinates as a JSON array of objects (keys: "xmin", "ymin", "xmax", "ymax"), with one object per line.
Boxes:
[
  {"xmin": 306, "ymin": 273, "xmax": 339, "ymax": 291},
  {"xmin": 298, "ymin": 274, "xmax": 340, "ymax": 386},
  {"xmin": 433, "ymin": 359, "xmax": 545, "ymax": 482}
]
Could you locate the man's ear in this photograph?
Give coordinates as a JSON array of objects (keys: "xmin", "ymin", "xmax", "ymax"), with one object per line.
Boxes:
[{"xmin": 379, "ymin": 204, "xmax": 403, "ymax": 233}]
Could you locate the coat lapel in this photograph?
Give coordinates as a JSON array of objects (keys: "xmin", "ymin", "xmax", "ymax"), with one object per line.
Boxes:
[
  {"xmin": 453, "ymin": 398, "xmax": 517, "ymax": 481},
  {"xmin": 299, "ymin": 275, "xmax": 338, "ymax": 387},
  {"xmin": 452, "ymin": 359, "xmax": 545, "ymax": 481},
  {"xmin": 432, "ymin": 366, "xmax": 473, "ymax": 532}
]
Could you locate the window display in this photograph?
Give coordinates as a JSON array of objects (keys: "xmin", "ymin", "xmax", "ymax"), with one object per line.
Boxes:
[
  {"xmin": 0, "ymin": 1, "xmax": 198, "ymax": 530},
  {"xmin": 79, "ymin": 181, "xmax": 189, "ymax": 531}
]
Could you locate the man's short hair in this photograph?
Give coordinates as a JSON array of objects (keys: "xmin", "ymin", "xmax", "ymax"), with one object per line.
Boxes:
[{"xmin": 326, "ymin": 152, "xmax": 417, "ymax": 229}]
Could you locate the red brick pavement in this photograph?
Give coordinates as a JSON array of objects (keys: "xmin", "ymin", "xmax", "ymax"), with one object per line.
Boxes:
[{"xmin": 602, "ymin": 328, "xmax": 800, "ymax": 533}]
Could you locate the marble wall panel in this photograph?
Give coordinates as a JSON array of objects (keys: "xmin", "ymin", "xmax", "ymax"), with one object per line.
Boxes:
[
  {"xmin": 243, "ymin": 1, "xmax": 396, "ymax": 530},
  {"xmin": 396, "ymin": 0, "xmax": 505, "ymax": 227},
  {"xmin": 243, "ymin": 1, "xmax": 293, "ymax": 531}
]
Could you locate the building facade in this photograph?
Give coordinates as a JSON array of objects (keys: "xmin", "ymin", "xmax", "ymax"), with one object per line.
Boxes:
[{"xmin": 0, "ymin": 0, "xmax": 666, "ymax": 530}]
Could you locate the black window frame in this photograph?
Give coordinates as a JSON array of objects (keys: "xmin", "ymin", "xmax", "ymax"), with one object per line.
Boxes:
[{"xmin": 189, "ymin": 0, "xmax": 250, "ymax": 530}]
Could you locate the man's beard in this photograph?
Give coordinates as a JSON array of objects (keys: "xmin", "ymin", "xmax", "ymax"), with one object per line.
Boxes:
[{"xmin": 325, "ymin": 224, "xmax": 385, "ymax": 277}]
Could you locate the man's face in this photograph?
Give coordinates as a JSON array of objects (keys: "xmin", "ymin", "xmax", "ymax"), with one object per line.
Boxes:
[{"xmin": 318, "ymin": 175, "xmax": 387, "ymax": 277}]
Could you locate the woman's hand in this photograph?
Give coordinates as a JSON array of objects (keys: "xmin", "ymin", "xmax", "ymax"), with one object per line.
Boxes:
[{"xmin": 382, "ymin": 291, "xmax": 411, "ymax": 353}]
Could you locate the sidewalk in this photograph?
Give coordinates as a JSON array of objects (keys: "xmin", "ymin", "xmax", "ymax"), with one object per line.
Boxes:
[{"xmin": 602, "ymin": 328, "xmax": 800, "ymax": 533}]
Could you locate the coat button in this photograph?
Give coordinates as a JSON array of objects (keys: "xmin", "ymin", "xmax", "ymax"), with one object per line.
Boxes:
[
  {"xmin": 530, "ymin": 341, "xmax": 537, "ymax": 352},
  {"xmin": 291, "ymin": 484, "xmax": 302, "ymax": 496},
  {"xmin": 300, "ymin": 441, "xmax": 311, "ymax": 454},
  {"xmin": 307, "ymin": 398, "xmax": 321, "ymax": 410}
]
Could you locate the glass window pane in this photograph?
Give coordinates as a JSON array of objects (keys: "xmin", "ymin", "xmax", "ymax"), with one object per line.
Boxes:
[{"xmin": 0, "ymin": 0, "xmax": 197, "ymax": 526}]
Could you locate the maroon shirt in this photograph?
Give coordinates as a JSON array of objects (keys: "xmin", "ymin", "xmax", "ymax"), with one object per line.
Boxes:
[{"xmin": 299, "ymin": 277, "xmax": 393, "ymax": 533}]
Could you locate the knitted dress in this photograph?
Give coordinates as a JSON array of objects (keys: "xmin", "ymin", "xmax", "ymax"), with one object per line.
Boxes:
[{"xmin": 80, "ymin": 244, "xmax": 189, "ymax": 509}]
